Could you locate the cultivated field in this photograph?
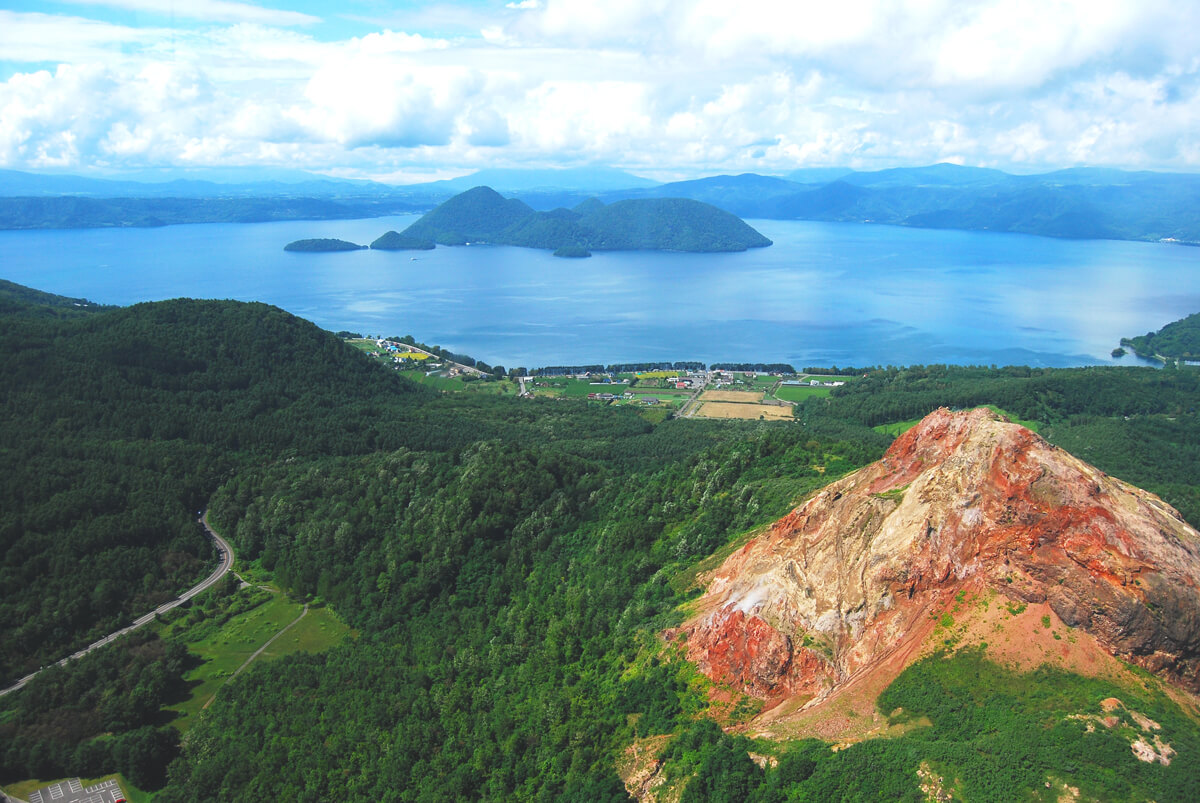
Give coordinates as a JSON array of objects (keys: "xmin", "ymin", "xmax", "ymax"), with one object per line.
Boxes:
[
  {"xmin": 699, "ymin": 390, "xmax": 764, "ymax": 403},
  {"xmin": 695, "ymin": 402, "xmax": 794, "ymax": 420},
  {"xmin": 774, "ymin": 384, "xmax": 832, "ymax": 402}
]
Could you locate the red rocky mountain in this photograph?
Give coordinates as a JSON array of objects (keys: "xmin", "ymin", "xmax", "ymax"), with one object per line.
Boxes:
[{"xmin": 681, "ymin": 408, "xmax": 1200, "ymax": 713}]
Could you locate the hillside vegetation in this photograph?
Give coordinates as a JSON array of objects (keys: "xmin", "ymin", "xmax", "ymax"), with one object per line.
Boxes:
[
  {"xmin": 1123, "ymin": 311, "xmax": 1200, "ymax": 361},
  {"xmin": 4, "ymin": 283, "xmax": 1200, "ymax": 801}
]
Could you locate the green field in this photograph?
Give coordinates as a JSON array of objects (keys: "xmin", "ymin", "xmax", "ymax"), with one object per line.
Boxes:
[
  {"xmin": 774, "ymin": 384, "xmax": 833, "ymax": 401},
  {"xmin": 530, "ymin": 378, "xmax": 628, "ymax": 397},
  {"xmin": 164, "ymin": 590, "xmax": 349, "ymax": 731}
]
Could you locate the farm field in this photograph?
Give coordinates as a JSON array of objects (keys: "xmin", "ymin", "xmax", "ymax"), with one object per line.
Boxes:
[
  {"xmin": 695, "ymin": 402, "xmax": 794, "ymax": 420},
  {"xmin": 630, "ymin": 387, "xmax": 691, "ymax": 397},
  {"xmin": 699, "ymin": 390, "xmax": 763, "ymax": 403},
  {"xmin": 774, "ymin": 384, "xmax": 834, "ymax": 401}
]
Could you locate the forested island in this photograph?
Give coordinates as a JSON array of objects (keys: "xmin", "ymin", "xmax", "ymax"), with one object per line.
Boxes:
[
  {"xmin": 378, "ymin": 186, "xmax": 772, "ymax": 256},
  {"xmin": 3, "ymin": 281, "xmax": 1200, "ymax": 801},
  {"xmin": 283, "ymin": 238, "xmax": 366, "ymax": 252},
  {"xmin": 1122, "ymin": 311, "xmax": 1200, "ymax": 361}
]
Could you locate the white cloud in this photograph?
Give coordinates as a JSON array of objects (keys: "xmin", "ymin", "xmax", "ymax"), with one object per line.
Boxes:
[
  {"xmin": 1, "ymin": 1, "xmax": 1199, "ymax": 176},
  {"xmin": 59, "ymin": 0, "xmax": 319, "ymax": 26},
  {"xmin": 0, "ymin": 10, "xmax": 161, "ymax": 64}
]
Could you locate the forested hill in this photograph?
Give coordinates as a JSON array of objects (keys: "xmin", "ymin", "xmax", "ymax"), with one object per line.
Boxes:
[
  {"xmin": 0, "ymin": 294, "xmax": 415, "ymax": 685},
  {"xmin": 396, "ymin": 186, "xmax": 772, "ymax": 254},
  {"xmin": 0, "ymin": 285, "xmax": 745, "ymax": 688},
  {"xmin": 8, "ymin": 278, "xmax": 1200, "ymax": 801},
  {"xmin": 0, "ymin": 278, "xmax": 115, "ymax": 318},
  {"xmin": 1122, "ymin": 311, "xmax": 1200, "ymax": 361}
]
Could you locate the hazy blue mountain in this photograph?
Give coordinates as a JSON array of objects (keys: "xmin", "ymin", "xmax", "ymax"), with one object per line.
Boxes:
[
  {"xmin": 0, "ymin": 196, "xmax": 425, "ymax": 229},
  {"xmin": 427, "ymin": 167, "xmax": 658, "ymax": 193},
  {"xmin": 0, "ymin": 168, "xmax": 412, "ymax": 199},
  {"xmin": 6, "ymin": 163, "xmax": 1200, "ymax": 243},
  {"xmin": 784, "ymin": 167, "xmax": 856, "ymax": 183},
  {"xmin": 840, "ymin": 163, "xmax": 1015, "ymax": 188},
  {"xmin": 573, "ymin": 164, "xmax": 1200, "ymax": 242}
]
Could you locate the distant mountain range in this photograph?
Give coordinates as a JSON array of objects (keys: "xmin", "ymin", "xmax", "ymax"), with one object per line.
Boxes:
[{"xmin": 2, "ymin": 163, "xmax": 1198, "ymax": 243}]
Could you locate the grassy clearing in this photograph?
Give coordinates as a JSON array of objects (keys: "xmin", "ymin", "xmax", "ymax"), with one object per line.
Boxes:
[
  {"xmin": 636, "ymin": 406, "xmax": 672, "ymax": 424},
  {"xmin": 873, "ymin": 418, "xmax": 922, "ymax": 437},
  {"xmin": 165, "ymin": 592, "xmax": 349, "ymax": 731},
  {"xmin": 399, "ymin": 369, "xmax": 466, "ymax": 391},
  {"xmin": 261, "ymin": 603, "xmax": 350, "ymax": 659},
  {"xmin": 774, "ymin": 384, "xmax": 833, "ymax": 402}
]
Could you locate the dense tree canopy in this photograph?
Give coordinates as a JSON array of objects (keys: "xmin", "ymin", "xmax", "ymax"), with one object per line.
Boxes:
[{"xmin": 4, "ymin": 283, "xmax": 1200, "ymax": 801}]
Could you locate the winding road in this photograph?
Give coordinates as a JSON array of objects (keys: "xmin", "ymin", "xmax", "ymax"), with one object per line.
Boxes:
[{"xmin": 0, "ymin": 511, "xmax": 234, "ymax": 698}]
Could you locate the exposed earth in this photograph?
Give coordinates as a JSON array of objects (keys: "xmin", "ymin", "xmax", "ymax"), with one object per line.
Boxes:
[{"xmin": 675, "ymin": 407, "xmax": 1200, "ymax": 738}]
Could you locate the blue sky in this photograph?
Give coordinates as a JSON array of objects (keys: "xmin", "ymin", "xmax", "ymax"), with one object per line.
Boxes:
[{"xmin": 2, "ymin": 0, "xmax": 1198, "ymax": 183}]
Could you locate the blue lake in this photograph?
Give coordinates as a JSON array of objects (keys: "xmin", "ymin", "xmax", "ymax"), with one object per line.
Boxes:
[{"xmin": 0, "ymin": 215, "xmax": 1195, "ymax": 369}]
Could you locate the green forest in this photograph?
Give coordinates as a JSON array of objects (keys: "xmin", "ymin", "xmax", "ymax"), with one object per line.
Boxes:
[
  {"xmin": 1123, "ymin": 311, "xmax": 1200, "ymax": 362},
  {"xmin": 3, "ymin": 283, "xmax": 1200, "ymax": 800}
]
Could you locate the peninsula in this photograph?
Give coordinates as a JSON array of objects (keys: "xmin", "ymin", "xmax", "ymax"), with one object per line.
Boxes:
[{"xmin": 1122, "ymin": 311, "xmax": 1200, "ymax": 362}]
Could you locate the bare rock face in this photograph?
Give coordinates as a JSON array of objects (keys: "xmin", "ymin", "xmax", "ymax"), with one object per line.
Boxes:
[{"xmin": 683, "ymin": 408, "xmax": 1200, "ymax": 702}]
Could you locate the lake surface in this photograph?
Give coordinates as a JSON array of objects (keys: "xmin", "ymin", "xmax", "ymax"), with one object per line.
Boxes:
[{"xmin": 1, "ymin": 216, "xmax": 1195, "ymax": 369}]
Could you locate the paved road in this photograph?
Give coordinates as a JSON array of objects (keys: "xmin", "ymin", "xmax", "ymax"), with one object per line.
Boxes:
[
  {"xmin": 0, "ymin": 511, "xmax": 235, "ymax": 698},
  {"xmin": 674, "ymin": 371, "xmax": 713, "ymax": 419}
]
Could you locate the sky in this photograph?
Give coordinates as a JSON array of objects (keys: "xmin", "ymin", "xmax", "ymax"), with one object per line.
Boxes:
[{"xmin": 1, "ymin": 0, "xmax": 1198, "ymax": 183}]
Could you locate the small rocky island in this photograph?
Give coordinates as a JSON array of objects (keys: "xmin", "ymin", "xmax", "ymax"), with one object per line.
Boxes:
[{"xmin": 284, "ymin": 238, "xmax": 366, "ymax": 252}]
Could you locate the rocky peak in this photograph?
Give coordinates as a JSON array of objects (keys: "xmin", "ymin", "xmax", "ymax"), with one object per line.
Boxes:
[{"xmin": 682, "ymin": 407, "xmax": 1200, "ymax": 706}]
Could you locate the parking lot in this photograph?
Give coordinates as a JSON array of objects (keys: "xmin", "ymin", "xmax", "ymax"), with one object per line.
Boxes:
[{"xmin": 26, "ymin": 779, "xmax": 123, "ymax": 803}]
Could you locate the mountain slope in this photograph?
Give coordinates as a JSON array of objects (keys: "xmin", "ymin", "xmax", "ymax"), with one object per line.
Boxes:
[
  {"xmin": 400, "ymin": 186, "xmax": 536, "ymax": 244},
  {"xmin": 682, "ymin": 407, "xmax": 1200, "ymax": 720}
]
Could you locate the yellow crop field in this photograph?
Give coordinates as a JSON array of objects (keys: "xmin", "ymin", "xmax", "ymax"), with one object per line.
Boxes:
[
  {"xmin": 635, "ymin": 370, "xmax": 681, "ymax": 379},
  {"xmin": 695, "ymin": 403, "xmax": 794, "ymax": 420},
  {"xmin": 699, "ymin": 390, "xmax": 763, "ymax": 403}
]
